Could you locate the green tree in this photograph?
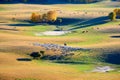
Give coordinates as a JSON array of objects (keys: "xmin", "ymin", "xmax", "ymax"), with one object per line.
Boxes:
[{"xmin": 108, "ymin": 12, "xmax": 116, "ymax": 21}]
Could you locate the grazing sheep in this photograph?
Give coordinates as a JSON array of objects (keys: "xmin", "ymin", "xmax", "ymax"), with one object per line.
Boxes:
[
  {"xmin": 97, "ymin": 27, "xmax": 99, "ymax": 30},
  {"xmin": 86, "ymin": 30, "xmax": 88, "ymax": 33}
]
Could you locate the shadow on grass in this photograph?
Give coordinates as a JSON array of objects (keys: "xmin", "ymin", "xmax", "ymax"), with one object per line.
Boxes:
[
  {"xmin": 0, "ymin": 28, "xmax": 18, "ymax": 31},
  {"xmin": 8, "ymin": 23, "xmax": 36, "ymax": 27},
  {"xmin": 17, "ymin": 58, "xmax": 32, "ymax": 61},
  {"xmin": 41, "ymin": 55, "xmax": 89, "ymax": 64},
  {"xmin": 8, "ymin": 18, "xmax": 84, "ymax": 27},
  {"xmin": 100, "ymin": 51, "xmax": 120, "ymax": 64},
  {"xmin": 110, "ymin": 35, "xmax": 120, "ymax": 38},
  {"xmin": 53, "ymin": 60, "xmax": 89, "ymax": 64},
  {"xmin": 7, "ymin": 16, "xmax": 108, "ymax": 30},
  {"xmin": 69, "ymin": 16, "xmax": 109, "ymax": 30},
  {"xmin": 50, "ymin": 17, "xmax": 85, "ymax": 26}
]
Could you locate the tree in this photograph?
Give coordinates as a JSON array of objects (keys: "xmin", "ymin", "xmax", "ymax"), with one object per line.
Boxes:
[
  {"xmin": 42, "ymin": 13, "xmax": 48, "ymax": 22},
  {"xmin": 109, "ymin": 8, "xmax": 120, "ymax": 21},
  {"xmin": 31, "ymin": 10, "xmax": 57, "ymax": 23},
  {"xmin": 31, "ymin": 12, "xmax": 42, "ymax": 22},
  {"xmin": 31, "ymin": 12, "xmax": 37, "ymax": 22},
  {"xmin": 30, "ymin": 51, "xmax": 45, "ymax": 59},
  {"xmin": 47, "ymin": 10, "xmax": 57, "ymax": 22},
  {"xmin": 108, "ymin": 12, "xmax": 116, "ymax": 21},
  {"xmin": 30, "ymin": 52, "xmax": 41, "ymax": 59},
  {"xmin": 114, "ymin": 9, "xmax": 120, "ymax": 17}
]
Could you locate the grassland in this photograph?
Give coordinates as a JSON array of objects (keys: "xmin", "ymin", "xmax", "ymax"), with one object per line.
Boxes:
[{"xmin": 0, "ymin": 0, "xmax": 120, "ymax": 80}]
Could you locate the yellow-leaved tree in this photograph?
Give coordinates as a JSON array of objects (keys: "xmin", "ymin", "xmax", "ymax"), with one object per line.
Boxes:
[
  {"xmin": 31, "ymin": 12, "xmax": 42, "ymax": 22},
  {"xmin": 31, "ymin": 10, "xmax": 57, "ymax": 23},
  {"xmin": 47, "ymin": 10, "xmax": 57, "ymax": 22},
  {"xmin": 42, "ymin": 13, "xmax": 48, "ymax": 22},
  {"xmin": 114, "ymin": 9, "xmax": 120, "ymax": 16}
]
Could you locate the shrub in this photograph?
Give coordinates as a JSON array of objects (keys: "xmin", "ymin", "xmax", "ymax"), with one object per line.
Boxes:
[
  {"xmin": 30, "ymin": 52, "xmax": 41, "ymax": 59},
  {"xmin": 30, "ymin": 51, "xmax": 45, "ymax": 59}
]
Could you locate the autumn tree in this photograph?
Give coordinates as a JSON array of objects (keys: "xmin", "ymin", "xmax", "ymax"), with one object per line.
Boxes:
[
  {"xmin": 31, "ymin": 10, "xmax": 57, "ymax": 23},
  {"xmin": 42, "ymin": 13, "xmax": 48, "ymax": 22},
  {"xmin": 108, "ymin": 8, "xmax": 120, "ymax": 21},
  {"xmin": 31, "ymin": 12, "xmax": 42, "ymax": 22},
  {"xmin": 47, "ymin": 10, "xmax": 57, "ymax": 22},
  {"xmin": 114, "ymin": 9, "xmax": 120, "ymax": 17}
]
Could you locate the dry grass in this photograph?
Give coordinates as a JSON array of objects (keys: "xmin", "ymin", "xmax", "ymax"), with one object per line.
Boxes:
[
  {"xmin": 0, "ymin": 32, "xmax": 120, "ymax": 80},
  {"xmin": 0, "ymin": 52, "xmax": 120, "ymax": 80},
  {"xmin": 0, "ymin": 3, "xmax": 112, "ymax": 22}
]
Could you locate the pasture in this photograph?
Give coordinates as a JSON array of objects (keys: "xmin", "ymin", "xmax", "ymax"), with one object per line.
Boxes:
[{"xmin": 0, "ymin": 0, "xmax": 120, "ymax": 80}]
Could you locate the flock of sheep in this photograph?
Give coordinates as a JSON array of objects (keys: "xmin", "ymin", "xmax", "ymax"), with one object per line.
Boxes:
[{"xmin": 33, "ymin": 42, "xmax": 89, "ymax": 54}]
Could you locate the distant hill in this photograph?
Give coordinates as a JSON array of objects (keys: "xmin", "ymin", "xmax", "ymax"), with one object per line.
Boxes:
[
  {"xmin": 0, "ymin": 0, "xmax": 120, "ymax": 4},
  {"xmin": 0, "ymin": 0, "xmax": 104, "ymax": 4}
]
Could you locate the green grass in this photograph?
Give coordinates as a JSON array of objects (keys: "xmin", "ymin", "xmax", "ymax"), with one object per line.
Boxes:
[
  {"xmin": 57, "ymin": 2, "xmax": 115, "ymax": 11},
  {"xmin": 30, "ymin": 25, "xmax": 56, "ymax": 32},
  {"xmin": 71, "ymin": 64, "xmax": 94, "ymax": 72},
  {"xmin": 21, "ymin": 25, "xmax": 56, "ymax": 36},
  {"xmin": 4, "ymin": 21, "xmax": 114, "ymax": 47},
  {"xmin": 35, "ymin": 60, "xmax": 94, "ymax": 72},
  {"xmin": 0, "ymin": 7, "xmax": 4, "ymax": 11}
]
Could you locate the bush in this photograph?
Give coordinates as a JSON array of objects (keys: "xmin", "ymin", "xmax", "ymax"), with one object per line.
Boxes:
[
  {"xmin": 108, "ymin": 12, "xmax": 116, "ymax": 21},
  {"xmin": 30, "ymin": 52, "xmax": 41, "ymax": 59},
  {"xmin": 30, "ymin": 51, "xmax": 45, "ymax": 59}
]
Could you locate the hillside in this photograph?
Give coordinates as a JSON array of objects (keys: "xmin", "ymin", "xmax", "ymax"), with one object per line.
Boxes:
[{"xmin": 0, "ymin": 0, "xmax": 120, "ymax": 80}]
